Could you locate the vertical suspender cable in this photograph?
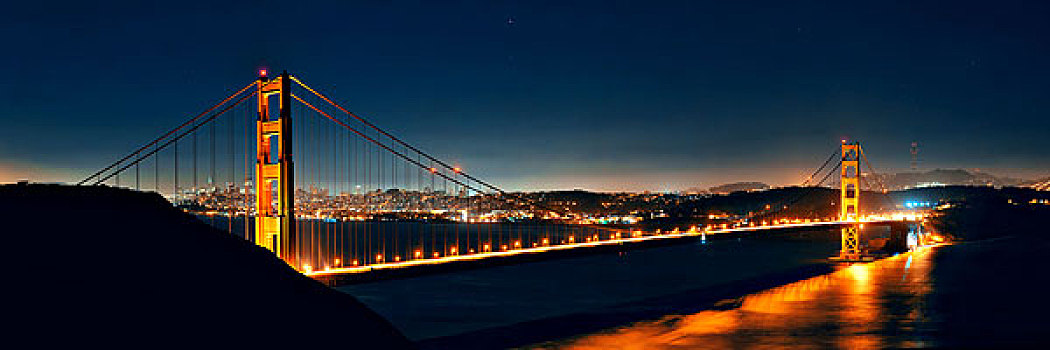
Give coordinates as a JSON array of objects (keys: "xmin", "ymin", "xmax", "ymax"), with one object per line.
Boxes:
[
  {"xmin": 193, "ymin": 131, "xmax": 197, "ymax": 196},
  {"xmin": 173, "ymin": 140, "xmax": 178, "ymax": 201},
  {"xmin": 229, "ymin": 102, "xmax": 234, "ymax": 234},
  {"xmin": 154, "ymin": 144, "xmax": 159, "ymax": 193}
]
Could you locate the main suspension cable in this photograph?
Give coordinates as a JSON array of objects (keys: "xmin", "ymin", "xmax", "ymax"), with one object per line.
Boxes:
[
  {"xmin": 79, "ymin": 81, "xmax": 256, "ymax": 185},
  {"xmin": 860, "ymin": 147, "xmax": 888, "ymax": 192},
  {"xmin": 802, "ymin": 148, "xmax": 839, "ymax": 187},
  {"xmin": 290, "ymin": 76, "xmax": 573, "ymax": 218},
  {"xmin": 93, "ymin": 92, "xmax": 257, "ymax": 185},
  {"xmin": 291, "ymin": 93, "xmax": 486, "ymax": 195}
]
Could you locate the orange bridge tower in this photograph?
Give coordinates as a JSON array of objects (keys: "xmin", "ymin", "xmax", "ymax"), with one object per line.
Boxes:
[
  {"xmin": 839, "ymin": 141, "xmax": 863, "ymax": 261},
  {"xmin": 254, "ymin": 70, "xmax": 297, "ymax": 266}
]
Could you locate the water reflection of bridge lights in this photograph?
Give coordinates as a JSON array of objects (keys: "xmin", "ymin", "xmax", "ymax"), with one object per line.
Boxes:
[
  {"xmin": 847, "ymin": 263, "xmax": 871, "ymax": 284},
  {"xmin": 540, "ymin": 244, "xmax": 944, "ymax": 348}
]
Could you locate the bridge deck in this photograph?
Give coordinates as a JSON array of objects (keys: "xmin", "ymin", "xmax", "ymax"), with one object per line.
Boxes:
[{"xmin": 304, "ymin": 219, "xmax": 911, "ymax": 279}]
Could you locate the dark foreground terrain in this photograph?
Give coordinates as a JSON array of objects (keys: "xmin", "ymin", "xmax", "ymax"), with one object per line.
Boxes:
[{"xmin": 0, "ymin": 184, "xmax": 412, "ymax": 348}]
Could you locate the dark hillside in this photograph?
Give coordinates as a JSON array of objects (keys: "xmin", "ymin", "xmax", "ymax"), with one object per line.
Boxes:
[{"xmin": 0, "ymin": 184, "xmax": 412, "ymax": 348}]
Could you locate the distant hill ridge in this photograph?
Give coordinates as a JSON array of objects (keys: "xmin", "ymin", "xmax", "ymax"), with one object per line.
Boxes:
[
  {"xmin": 1022, "ymin": 177, "xmax": 1050, "ymax": 191},
  {"xmin": 707, "ymin": 182, "xmax": 770, "ymax": 194},
  {"xmin": 872, "ymin": 168, "xmax": 1025, "ymax": 190}
]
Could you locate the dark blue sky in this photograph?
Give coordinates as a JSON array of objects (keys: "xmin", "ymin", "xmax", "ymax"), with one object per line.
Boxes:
[{"xmin": 2, "ymin": 1, "xmax": 1048, "ymax": 191}]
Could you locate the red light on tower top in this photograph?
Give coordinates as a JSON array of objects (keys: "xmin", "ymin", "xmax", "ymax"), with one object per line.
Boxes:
[{"xmin": 259, "ymin": 69, "xmax": 268, "ymax": 77}]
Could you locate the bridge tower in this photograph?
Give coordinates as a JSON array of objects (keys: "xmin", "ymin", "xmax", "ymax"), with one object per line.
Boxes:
[
  {"xmin": 254, "ymin": 70, "xmax": 297, "ymax": 266},
  {"xmin": 839, "ymin": 141, "xmax": 862, "ymax": 260}
]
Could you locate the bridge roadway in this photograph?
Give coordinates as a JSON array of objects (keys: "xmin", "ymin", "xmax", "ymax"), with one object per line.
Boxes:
[{"xmin": 305, "ymin": 218, "xmax": 920, "ymax": 282}]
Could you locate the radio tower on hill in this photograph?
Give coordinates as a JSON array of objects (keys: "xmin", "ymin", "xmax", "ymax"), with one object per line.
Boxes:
[{"xmin": 910, "ymin": 142, "xmax": 919, "ymax": 171}]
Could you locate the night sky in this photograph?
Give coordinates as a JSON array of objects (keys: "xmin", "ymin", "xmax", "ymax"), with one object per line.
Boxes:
[{"xmin": 2, "ymin": 1, "xmax": 1048, "ymax": 191}]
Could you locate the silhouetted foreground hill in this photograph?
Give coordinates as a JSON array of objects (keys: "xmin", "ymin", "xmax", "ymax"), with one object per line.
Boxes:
[{"xmin": 0, "ymin": 184, "xmax": 412, "ymax": 348}]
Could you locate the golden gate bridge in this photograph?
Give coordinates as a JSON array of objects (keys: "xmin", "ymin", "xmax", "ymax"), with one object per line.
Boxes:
[{"xmin": 78, "ymin": 70, "xmax": 926, "ymax": 282}]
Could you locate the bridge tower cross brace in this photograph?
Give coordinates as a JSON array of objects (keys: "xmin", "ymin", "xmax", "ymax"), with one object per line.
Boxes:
[
  {"xmin": 840, "ymin": 141, "xmax": 862, "ymax": 260},
  {"xmin": 255, "ymin": 71, "xmax": 298, "ymax": 267}
]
